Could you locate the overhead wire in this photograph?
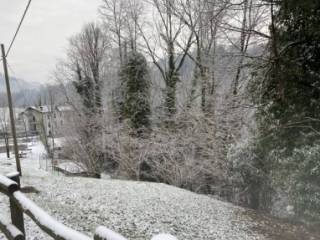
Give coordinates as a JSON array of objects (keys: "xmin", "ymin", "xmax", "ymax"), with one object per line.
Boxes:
[
  {"xmin": 6, "ymin": 0, "xmax": 33, "ymax": 58},
  {"xmin": 0, "ymin": 0, "xmax": 33, "ymax": 63}
]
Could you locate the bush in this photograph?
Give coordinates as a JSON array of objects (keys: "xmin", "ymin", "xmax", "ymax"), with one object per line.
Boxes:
[
  {"xmin": 101, "ymin": 111, "xmax": 228, "ymax": 195},
  {"xmin": 287, "ymin": 144, "xmax": 320, "ymax": 228},
  {"xmin": 228, "ymin": 140, "xmax": 273, "ymax": 210}
]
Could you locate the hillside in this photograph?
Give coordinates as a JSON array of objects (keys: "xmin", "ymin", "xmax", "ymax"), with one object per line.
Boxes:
[
  {"xmin": 0, "ymin": 74, "xmax": 41, "ymax": 93},
  {"xmin": 0, "ymin": 140, "xmax": 318, "ymax": 240},
  {"xmin": 0, "ymin": 73, "xmax": 41, "ymax": 107}
]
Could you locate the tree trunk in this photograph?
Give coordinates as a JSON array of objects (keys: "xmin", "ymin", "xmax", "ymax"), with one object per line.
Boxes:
[
  {"xmin": 233, "ymin": 0, "xmax": 249, "ymax": 95},
  {"xmin": 165, "ymin": 40, "xmax": 178, "ymax": 120},
  {"xmin": 270, "ymin": 0, "xmax": 283, "ymax": 101}
]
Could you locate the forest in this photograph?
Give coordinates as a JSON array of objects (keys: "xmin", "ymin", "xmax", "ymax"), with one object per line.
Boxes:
[{"xmin": 36, "ymin": 0, "xmax": 320, "ymax": 230}]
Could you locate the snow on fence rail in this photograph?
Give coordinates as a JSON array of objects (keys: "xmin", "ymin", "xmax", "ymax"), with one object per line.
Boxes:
[
  {"xmin": 0, "ymin": 173, "xmax": 177, "ymax": 240},
  {"xmin": 0, "ymin": 215, "xmax": 24, "ymax": 240}
]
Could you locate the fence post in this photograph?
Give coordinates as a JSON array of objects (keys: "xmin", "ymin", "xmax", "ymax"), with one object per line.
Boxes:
[{"xmin": 8, "ymin": 174, "xmax": 25, "ymax": 235}]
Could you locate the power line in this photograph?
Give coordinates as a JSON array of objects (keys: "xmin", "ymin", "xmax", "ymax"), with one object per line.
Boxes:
[{"xmin": 5, "ymin": 0, "xmax": 33, "ymax": 58}]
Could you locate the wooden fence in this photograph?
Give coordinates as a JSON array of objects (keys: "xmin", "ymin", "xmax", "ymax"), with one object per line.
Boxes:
[{"xmin": 0, "ymin": 172, "xmax": 177, "ymax": 240}]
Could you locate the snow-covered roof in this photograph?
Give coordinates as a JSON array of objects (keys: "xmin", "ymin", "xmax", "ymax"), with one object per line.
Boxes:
[
  {"xmin": 22, "ymin": 104, "xmax": 74, "ymax": 114},
  {"xmin": 24, "ymin": 106, "xmax": 53, "ymax": 113},
  {"xmin": 56, "ymin": 162, "xmax": 86, "ymax": 174},
  {"xmin": 55, "ymin": 105, "xmax": 73, "ymax": 112}
]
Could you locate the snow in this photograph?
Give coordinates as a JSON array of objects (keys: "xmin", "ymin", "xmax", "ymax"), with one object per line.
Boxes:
[
  {"xmin": 94, "ymin": 228, "xmax": 177, "ymax": 240},
  {"xmin": 5, "ymin": 171, "xmax": 20, "ymax": 179},
  {"xmin": 25, "ymin": 106, "xmax": 52, "ymax": 113},
  {"xmin": 95, "ymin": 226, "xmax": 128, "ymax": 240},
  {"xmin": 151, "ymin": 234, "xmax": 177, "ymax": 240},
  {"xmin": 0, "ymin": 139, "xmax": 318, "ymax": 240},
  {"xmin": 0, "ymin": 215, "xmax": 24, "ymax": 240},
  {"xmin": 0, "ymin": 175, "xmax": 18, "ymax": 193},
  {"xmin": 56, "ymin": 105, "xmax": 73, "ymax": 112},
  {"xmin": 56, "ymin": 162, "xmax": 85, "ymax": 174},
  {"xmin": 13, "ymin": 191, "xmax": 91, "ymax": 240}
]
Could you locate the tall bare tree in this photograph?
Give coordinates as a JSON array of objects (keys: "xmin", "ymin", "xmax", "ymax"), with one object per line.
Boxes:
[
  {"xmin": 60, "ymin": 22, "xmax": 109, "ymax": 176},
  {"xmin": 100, "ymin": 0, "xmax": 144, "ymax": 60},
  {"xmin": 140, "ymin": 0, "xmax": 194, "ymax": 120},
  {"xmin": 175, "ymin": 0, "xmax": 230, "ymax": 112},
  {"xmin": 99, "ymin": 0, "xmax": 126, "ymax": 64},
  {"xmin": 68, "ymin": 23, "xmax": 108, "ymax": 116}
]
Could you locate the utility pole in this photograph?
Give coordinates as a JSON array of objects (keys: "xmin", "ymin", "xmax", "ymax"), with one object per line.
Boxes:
[{"xmin": 1, "ymin": 44, "xmax": 22, "ymax": 175}]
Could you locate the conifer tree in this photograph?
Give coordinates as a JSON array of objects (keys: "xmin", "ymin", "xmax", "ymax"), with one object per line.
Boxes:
[
  {"xmin": 119, "ymin": 52, "xmax": 151, "ymax": 136},
  {"xmin": 249, "ymin": 0, "xmax": 320, "ymax": 222}
]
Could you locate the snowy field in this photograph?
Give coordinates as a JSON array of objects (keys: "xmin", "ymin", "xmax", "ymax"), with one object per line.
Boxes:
[{"xmin": 0, "ymin": 140, "xmax": 318, "ymax": 240}]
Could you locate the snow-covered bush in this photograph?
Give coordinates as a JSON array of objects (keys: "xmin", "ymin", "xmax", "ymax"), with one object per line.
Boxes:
[
  {"xmin": 100, "ymin": 110, "xmax": 228, "ymax": 195},
  {"xmin": 227, "ymin": 140, "xmax": 273, "ymax": 210},
  {"xmin": 284, "ymin": 144, "xmax": 320, "ymax": 228},
  {"xmin": 229, "ymin": 137, "xmax": 320, "ymax": 228},
  {"xmin": 60, "ymin": 111, "xmax": 113, "ymax": 178}
]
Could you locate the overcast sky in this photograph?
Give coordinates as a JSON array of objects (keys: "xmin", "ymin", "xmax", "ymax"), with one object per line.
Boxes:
[{"xmin": 0, "ymin": 0, "xmax": 101, "ymax": 84}]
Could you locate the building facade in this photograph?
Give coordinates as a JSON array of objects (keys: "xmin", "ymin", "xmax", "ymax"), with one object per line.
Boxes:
[{"xmin": 19, "ymin": 105, "xmax": 74, "ymax": 137}]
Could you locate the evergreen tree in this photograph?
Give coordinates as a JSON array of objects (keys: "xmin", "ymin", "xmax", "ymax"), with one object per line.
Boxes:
[
  {"xmin": 261, "ymin": 0, "xmax": 320, "ymax": 150},
  {"xmin": 249, "ymin": 0, "xmax": 320, "ymax": 224},
  {"xmin": 119, "ymin": 52, "xmax": 151, "ymax": 136}
]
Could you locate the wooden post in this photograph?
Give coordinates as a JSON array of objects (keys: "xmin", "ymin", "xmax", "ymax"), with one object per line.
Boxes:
[
  {"xmin": 8, "ymin": 174, "xmax": 25, "ymax": 235},
  {"xmin": 1, "ymin": 44, "xmax": 22, "ymax": 175},
  {"xmin": 0, "ymin": 215, "xmax": 25, "ymax": 240}
]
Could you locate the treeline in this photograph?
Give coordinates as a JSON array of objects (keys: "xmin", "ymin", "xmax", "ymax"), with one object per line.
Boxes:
[{"xmin": 50, "ymin": 0, "xmax": 320, "ymax": 229}]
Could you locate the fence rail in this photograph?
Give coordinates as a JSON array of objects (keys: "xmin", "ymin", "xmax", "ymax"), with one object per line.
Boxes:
[{"xmin": 0, "ymin": 173, "xmax": 176, "ymax": 240}]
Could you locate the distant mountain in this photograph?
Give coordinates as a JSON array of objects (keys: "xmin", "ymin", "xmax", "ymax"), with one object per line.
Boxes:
[
  {"xmin": 0, "ymin": 73, "xmax": 41, "ymax": 93},
  {"xmin": 0, "ymin": 73, "xmax": 42, "ymax": 107}
]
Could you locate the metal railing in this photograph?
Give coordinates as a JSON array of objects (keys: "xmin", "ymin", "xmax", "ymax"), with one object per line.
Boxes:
[{"xmin": 0, "ymin": 172, "xmax": 176, "ymax": 240}]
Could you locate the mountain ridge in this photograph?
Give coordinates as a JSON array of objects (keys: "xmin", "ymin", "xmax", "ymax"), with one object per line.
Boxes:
[
  {"xmin": 0, "ymin": 73, "xmax": 42, "ymax": 106},
  {"xmin": 0, "ymin": 73, "xmax": 41, "ymax": 93}
]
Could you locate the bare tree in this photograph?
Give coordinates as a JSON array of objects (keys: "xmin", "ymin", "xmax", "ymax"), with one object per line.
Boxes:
[
  {"xmin": 214, "ymin": 0, "xmax": 270, "ymax": 95},
  {"xmin": 124, "ymin": 0, "xmax": 145, "ymax": 52},
  {"xmin": 52, "ymin": 23, "xmax": 109, "ymax": 177},
  {"xmin": 99, "ymin": 0, "xmax": 125, "ymax": 64},
  {"xmin": 47, "ymin": 86, "xmax": 56, "ymax": 163},
  {"xmin": 140, "ymin": 0, "xmax": 194, "ymax": 121},
  {"xmin": 99, "ymin": 0, "xmax": 144, "ymax": 61},
  {"xmin": 100, "ymin": 0, "xmax": 147, "ymax": 121},
  {"xmin": 68, "ymin": 22, "xmax": 108, "ymax": 116},
  {"xmin": 174, "ymin": 0, "xmax": 231, "ymax": 112}
]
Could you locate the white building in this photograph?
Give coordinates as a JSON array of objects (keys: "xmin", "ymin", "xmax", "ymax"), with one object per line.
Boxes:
[{"xmin": 19, "ymin": 104, "xmax": 74, "ymax": 136}]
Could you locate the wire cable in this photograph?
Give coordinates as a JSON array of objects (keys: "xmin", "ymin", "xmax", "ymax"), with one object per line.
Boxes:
[{"xmin": 5, "ymin": 0, "xmax": 33, "ymax": 58}]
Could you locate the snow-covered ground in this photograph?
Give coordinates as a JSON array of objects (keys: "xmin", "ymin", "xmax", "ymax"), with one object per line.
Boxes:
[{"xmin": 0, "ymin": 140, "xmax": 318, "ymax": 240}]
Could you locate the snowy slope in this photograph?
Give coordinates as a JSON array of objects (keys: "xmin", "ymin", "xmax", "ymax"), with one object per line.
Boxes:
[{"xmin": 0, "ymin": 140, "xmax": 318, "ymax": 240}]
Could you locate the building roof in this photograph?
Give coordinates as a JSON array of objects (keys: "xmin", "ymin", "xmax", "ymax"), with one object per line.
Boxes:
[
  {"xmin": 24, "ymin": 106, "xmax": 52, "ymax": 113},
  {"xmin": 55, "ymin": 105, "xmax": 73, "ymax": 112},
  {"xmin": 22, "ymin": 104, "xmax": 73, "ymax": 114}
]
